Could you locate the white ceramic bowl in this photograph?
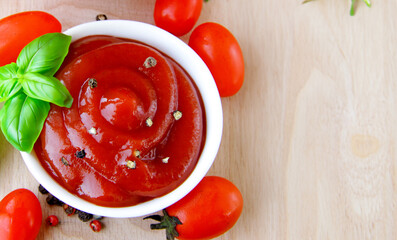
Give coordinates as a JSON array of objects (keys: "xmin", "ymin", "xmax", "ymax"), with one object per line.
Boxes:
[{"xmin": 20, "ymin": 20, "xmax": 223, "ymax": 218}]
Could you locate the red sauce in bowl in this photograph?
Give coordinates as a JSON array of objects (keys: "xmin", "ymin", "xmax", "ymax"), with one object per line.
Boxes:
[{"xmin": 34, "ymin": 36, "xmax": 205, "ymax": 207}]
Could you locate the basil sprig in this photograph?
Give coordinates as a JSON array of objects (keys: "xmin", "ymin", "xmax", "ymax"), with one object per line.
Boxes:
[
  {"xmin": 0, "ymin": 32, "xmax": 73, "ymax": 152},
  {"xmin": 350, "ymin": 0, "xmax": 371, "ymax": 16},
  {"xmin": 302, "ymin": 0, "xmax": 371, "ymax": 16}
]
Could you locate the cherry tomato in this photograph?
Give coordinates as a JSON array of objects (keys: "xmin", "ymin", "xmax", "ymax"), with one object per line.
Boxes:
[
  {"xmin": 0, "ymin": 11, "xmax": 62, "ymax": 67},
  {"xmin": 0, "ymin": 188, "xmax": 42, "ymax": 240},
  {"xmin": 189, "ymin": 22, "xmax": 245, "ymax": 97},
  {"xmin": 154, "ymin": 0, "xmax": 202, "ymax": 36},
  {"xmin": 146, "ymin": 176, "xmax": 243, "ymax": 240}
]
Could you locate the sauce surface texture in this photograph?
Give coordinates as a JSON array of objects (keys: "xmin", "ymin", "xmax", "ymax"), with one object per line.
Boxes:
[{"xmin": 34, "ymin": 35, "xmax": 205, "ymax": 207}]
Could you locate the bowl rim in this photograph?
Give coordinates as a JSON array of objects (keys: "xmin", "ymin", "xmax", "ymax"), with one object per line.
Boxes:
[{"xmin": 20, "ymin": 20, "xmax": 223, "ymax": 218}]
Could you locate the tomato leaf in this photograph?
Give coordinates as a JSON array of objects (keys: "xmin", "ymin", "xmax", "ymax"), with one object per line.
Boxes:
[
  {"xmin": 20, "ymin": 72, "xmax": 73, "ymax": 107},
  {"xmin": 16, "ymin": 33, "xmax": 71, "ymax": 76},
  {"xmin": 0, "ymin": 92, "xmax": 50, "ymax": 152},
  {"xmin": 144, "ymin": 210, "xmax": 181, "ymax": 240},
  {"xmin": 0, "ymin": 63, "xmax": 22, "ymax": 101}
]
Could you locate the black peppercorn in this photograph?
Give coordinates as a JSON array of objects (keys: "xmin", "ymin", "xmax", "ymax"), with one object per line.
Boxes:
[
  {"xmin": 77, "ymin": 210, "xmax": 93, "ymax": 222},
  {"xmin": 46, "ymin": 194, "xmax": 64, "ymax": 206},
  {"xmin": 88, "ymin": 78, "xmax": 97, "ymax": 88},
  {"xmin": 96, "ymin": 14, "xmax": 108, "ymax": 21},
  {"xmin": 38, "ymin": 184, "xmax": 49, "ymax": 194},
  {"xmin": 61, "ymin": 157, "xmax": 70, "ymax": 166},
  {"xmin": 93, "ymin": 215, "xmax": 104, "ymax": 220},
  {"xmin": 75, "ymin": 149, "xmax": 86, "ymax": 158}
]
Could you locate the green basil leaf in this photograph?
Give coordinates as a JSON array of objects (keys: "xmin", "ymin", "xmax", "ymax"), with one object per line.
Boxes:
[
  {"xmin": 0, "ymin": 79, "xmax": 22, "ymax": 102},
  {"xmin": 17, "ymin": 33, "xmax": 72, "ymax": 76},
  {"xmin": 20, "ymin": 72, "xmax": 73, "ymax": 108},
  {"xmin": 0, "ymin": 63, "xmax": 22, "ymax": 101},
  {"xmin": 0, "ymin": 92, "xmax": 50, "ymax": 152},
  {"xmin": 0, "ymin": 105, "xmax": 4, "ymax": 120},
  {"xmin": 0, "ymin": 62, "xmax": 18, "ymax": 80}
]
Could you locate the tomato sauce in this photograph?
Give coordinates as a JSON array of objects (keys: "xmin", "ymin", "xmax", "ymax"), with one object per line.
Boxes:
[{"xmin": 34, "ymin": 36, "xmax": 205, "ymax": 207}]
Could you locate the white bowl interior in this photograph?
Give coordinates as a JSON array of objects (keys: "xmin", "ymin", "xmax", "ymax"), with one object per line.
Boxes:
[{"xmin": 21, "ymin": 20, "xmax": 223, "ymax": 218}]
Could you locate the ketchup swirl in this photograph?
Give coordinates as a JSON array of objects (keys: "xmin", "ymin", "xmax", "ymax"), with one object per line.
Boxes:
[{"xmin": 34, "ymin": 36, "xmax": 205, "ymax": 207}]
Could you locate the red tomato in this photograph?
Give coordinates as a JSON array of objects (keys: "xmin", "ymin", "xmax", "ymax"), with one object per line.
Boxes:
[
  {"xmin": 154, "ymin": 0, "xmax": 202, "ymax": 36},
  {"xmin": 189, "ymin": 22, "xmax": 245, "ymax": 97},
  {"xmin": 146, "ymin": 176, "xmax": 243, "ymax": 240},
  {"xmin": 0, "ymin": 189, "xmax": 42, "ymax": 240},
  {"xmin": 0, "ymin": 11, "xmax": 62, "ymax": 67}
]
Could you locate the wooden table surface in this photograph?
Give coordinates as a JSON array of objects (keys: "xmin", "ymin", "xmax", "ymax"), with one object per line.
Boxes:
[{"xmin": 1, "ymin": 0, "xmax": 397, "ymax": 239}]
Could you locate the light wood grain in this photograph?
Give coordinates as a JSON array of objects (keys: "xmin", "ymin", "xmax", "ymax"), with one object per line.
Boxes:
[{"xmin": 1, "ymin": 0, "xmax": 397, "ymax": 239}]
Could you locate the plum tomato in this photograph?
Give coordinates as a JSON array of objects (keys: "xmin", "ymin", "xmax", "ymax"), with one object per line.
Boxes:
[
  {"xmin": 0, "ymin": 189, "xmax": 42, "ymax": 240},
  {"xmin": 145, "ymin": 176, "xmax": 244, "ymax": 240},
  {"xmin": 0, "ymin": 11, "xmax": 62, "ymax": 67},
  {"xmin": 189, "ymin": 22, "xmax": 245, "ymax": 97},
  {"xmin": 154, "ymin": 0, "xmax": 202, "ymax": 36}
]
